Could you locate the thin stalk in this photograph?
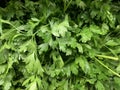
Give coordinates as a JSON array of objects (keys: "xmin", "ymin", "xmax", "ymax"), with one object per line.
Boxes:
[
  {"xmin": 64, "ymin": 0, "xmax": 72, "ymax": 12},
  {"xmin": 0, "ymin": 19, "xmax": 18, "ymax": 30},
  {"xmin": 96, "ymin": 54, "xmax": 119, "ymax": 61},
  {"xmin": 105, "ymin": 46, "xmax": 118, "ymax": 57},
  {"xmin": 95, "ymin": 58, "xmax": 120, "ymax": 77}
]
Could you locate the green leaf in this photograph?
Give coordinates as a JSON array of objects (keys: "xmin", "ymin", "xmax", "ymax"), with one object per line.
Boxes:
[
  {"xmin": 70, "ymin": 63, "xmax": 78, "ymax": 75},
  {"xmin": 29, "ymin": 81, "xmax": 37, "ymax": 90},
  {"xmin": 49, "ymin": 85, "xmax": 56, "ymax": 90},
  {"xmin": 77, "ymin": 43, "xmax": 83, "ymax": 53},
  {"xmin": 4, "ymin": 81, "xmax": 11, "ymax": 90},
  {"xmin": 31, "ymin": 18, "xmax": 39, "ymax": 22},
  {"xmin": 0, "ymin": 19, "xmax": 2, "ymax": 34},
  {"xmin": 0, "ymin": 65, "xmax": 7, "ymax": 74},
  {"xmin": 57, "ymin": 54, "xmax": 64, "ymax": 68},
  {"xmin": 68, "ymin": 38, "xmax": 77, "ymax": 48},
  {"xmin": 80, "ymin": 27, "xmax": 93, "ymax": 42},
  {"xmin": 90, "ymin": 25, "xmax": 101, "ymax": 34},
  {"xmin": 106, "ymin": 11, "xmax": 115, "ymax": 27},
  {"xmin": 86, "ymin": 79, "xmax": 96, "ymax": 84},
  {"xmin": 0, "ymin": 29, "xmax": 16, "ymax": 40},
  {"xmin": 0, "ymin": 50, "xmax": 7, "ymax": 64},
  {"xmin": 116, "ymin": 64, "xmax": 120, "ymax": 73},
  {"xmin": 106, "ymin": 40, "xmax": 118, "ymax": 46},
  {"xmin": 50, "ymin": 21, "xmax": 60, "ymax": 37},
  {"xmin": 90, "ymin": 10, "xmax": 98, "ymax": 18},
  {"xmin": 66, "ymin": 49, "xmax": 72, "ymax": 55},
  {"xmin": 50, "ymin": 15, "xmax": 69, "ymax": 37},
  {"xmin": 51, "ymin": 51, "xmax": 64, "ymax": 68},
  {"xmin": 25, "ymin": 53, "xmax": 35, "ymax": 72},
  {"xmin": 75, "ymin": 56, "xmax": 90, "ymax": 74},
  {"xmin": 58, "ymin": 15, "xmax": 69, "ymax": 37},
  {"xmin": 39, "ymin": 25, "xmax": 49, "ymax": 33},
  {"xmin": 63, "ymin": 66, "xmax": 71, "ymax": 77},
  {"xmin": 22, "ymin": 76, "xmax": 35, "ymax": 86},
  {"xmin": 58, "ymin": 25, "xmax": 67, "ymax": 37},
  {"xmin": 49, "ymin": 38, "xmax": 58, "ymax": 49},
  {"xmin": 34, "ymin": 58, "xmax": 44, "ymax": 76},
  {"xmin": 19, "ymin": 40, "xmax": 36, "ymax": 53},
  {"xmin": 101, "ymin": 23, "xmax": 109, "ymax": 35},
  {"xmin": 58, "ymin": 38, "xmax": 67, "ymax": 52},
  {"xmin": 0, "ymin": 79, "xmax": 4, "ymax": 85},
  {"xmin": 76, "ymin": 0, "xmax": 86, "ymax": 10},
  {"xmin": 95, "ymin": 81, "xmax": 105, "ymax": 90},
  {"xmin": 6, "ymin": 57, "xmax": 14, "ymax": 74},
  {"xmin": 56, "ymin": 80, "xmax": 68, "ymax": 90},
  {"xmin": 114, "ymin": 77, "xmax": 120, "ymax": 87},
  {"xmin": 0, "ymin": 0, "xmax": 119, "ymax": 90},
  {"xmin": 38, "ymin": 43, "xmax": 48, "ymax": 54},
  {"xmin": 36, "ymin": 76, "xmax": 42, "ymax": 88}
]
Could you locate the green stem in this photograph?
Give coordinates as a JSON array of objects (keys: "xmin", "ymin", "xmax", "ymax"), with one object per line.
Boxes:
[
  {"xmin": 105, "ymin": 46, "xmax": 117, "ymax": 57},
  {"xmin": 95, "ymin": 58, "xmax": 120, "ymax": 77},
  {"xmin": 96, "ymin": 55, "xmax": 118, "ymax": 61},
  {"xmin": 0, "ymin": 19, "xmax": 18, "ymax": 30},
  {"xmin": 64, "ymin": 0, "xmax": 72, "ymax": 12}
]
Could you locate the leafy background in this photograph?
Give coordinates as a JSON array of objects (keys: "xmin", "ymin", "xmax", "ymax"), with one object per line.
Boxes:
[{"xmin": 0, "ymin": 0, "xmax": 120, "ymax": 90}]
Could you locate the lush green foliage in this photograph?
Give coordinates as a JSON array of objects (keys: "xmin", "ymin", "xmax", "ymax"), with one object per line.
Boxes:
[{"xmin": 0, "ymin": 0, "xmax": 120, "ymax": 90}]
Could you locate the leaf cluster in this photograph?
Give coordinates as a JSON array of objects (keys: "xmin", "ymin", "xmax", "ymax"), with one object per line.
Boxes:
[{"xmin": 0, "ymin": 0, "xmax": 120, "ymax": 90}]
